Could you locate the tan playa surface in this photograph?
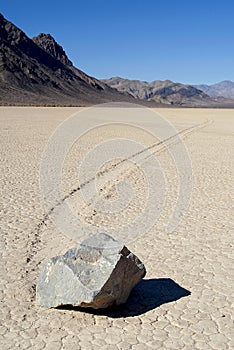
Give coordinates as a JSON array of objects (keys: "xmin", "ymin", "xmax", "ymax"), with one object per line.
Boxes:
[{"xmin": 0, "ymin": 106, "xmax": 233, "ymax": 350}]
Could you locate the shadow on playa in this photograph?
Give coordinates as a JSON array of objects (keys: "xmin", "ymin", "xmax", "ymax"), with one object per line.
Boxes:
[{"xmin": 58, "ymin": 278, "xmax": 191, "ymax": 318}]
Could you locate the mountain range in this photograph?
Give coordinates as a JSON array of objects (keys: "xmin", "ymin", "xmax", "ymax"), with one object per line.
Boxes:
[
  {"xmin": 102, "ymin": 78, "xmax": 234, "ymax": 104},
  {"xmin": 0, "ymin": 13, "xmax": 137, "ymax": 106},
  {"xmin": 0, "ymin": 13, "xmax": 233, "ymax": 107},
  {"xmin": 102, "ymin": 77, "xmax": 208, "ymax": 105}
]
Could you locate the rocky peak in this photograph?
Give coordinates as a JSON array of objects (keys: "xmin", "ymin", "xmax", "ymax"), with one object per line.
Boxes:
[{"xmin": 32, "ymin": 33, "xmax": 72, "ymax": 66}]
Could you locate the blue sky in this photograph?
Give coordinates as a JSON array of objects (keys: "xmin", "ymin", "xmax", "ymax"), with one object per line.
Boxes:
[{"xmin": 1, "ymin": 0, "xmax": 234, "ymax": 84}]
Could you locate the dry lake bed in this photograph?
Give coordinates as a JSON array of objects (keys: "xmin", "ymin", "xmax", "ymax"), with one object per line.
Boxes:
[{"xmin": 0, "ymin": 107, "xmax": 233, "ymax": 349}]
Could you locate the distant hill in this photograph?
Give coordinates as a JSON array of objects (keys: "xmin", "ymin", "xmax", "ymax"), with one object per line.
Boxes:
[
  {"xmin": 0, "ymin": 14, "xmax": 137, "ymax": 106},
  {"xmin": 194, "ymin": 81, "xmax": 234, "ymax": 99},
  {"xmin": 102, "ymin": 77, "xmax": 209, "ymax": 106}
]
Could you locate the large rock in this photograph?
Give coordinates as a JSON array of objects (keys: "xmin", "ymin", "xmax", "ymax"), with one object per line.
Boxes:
[{"xmin": 36, "ymin": 233, "xmax": 146, "ymax": 309}]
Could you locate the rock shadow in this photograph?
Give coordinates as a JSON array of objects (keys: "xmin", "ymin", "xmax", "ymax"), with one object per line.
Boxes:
[{"xmin": 58, "ymin": 278, "xmax": 191, "ymax": 318}]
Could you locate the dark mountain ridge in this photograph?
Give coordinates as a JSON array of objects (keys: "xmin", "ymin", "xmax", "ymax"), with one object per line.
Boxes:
[
  {"xmin": 32, "ymin": 33, "xmax": 73, "ymax": 67},
  {"xmin": 0, "ymin": 13, "xmax": 138, "ymax": 106}
]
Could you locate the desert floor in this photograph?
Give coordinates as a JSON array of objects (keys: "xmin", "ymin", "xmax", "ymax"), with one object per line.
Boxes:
[{"xmin": 0, "ymin": 106, "xmax": 233, "ymax": 350}]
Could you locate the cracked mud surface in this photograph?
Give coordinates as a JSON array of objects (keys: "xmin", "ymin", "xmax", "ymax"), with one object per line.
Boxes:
[{"xmin": 0, "ymin": 107, "xmax": 233, "ymax": 349}]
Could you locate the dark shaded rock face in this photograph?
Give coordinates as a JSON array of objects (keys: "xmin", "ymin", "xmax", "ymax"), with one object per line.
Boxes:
[
  {"xmin": 36, "ymin": 233, "xmax": 146, "ymax": 309},
  {"xmin": 32, "ymin": 33, "xmax": 73, "ymax": 67}
]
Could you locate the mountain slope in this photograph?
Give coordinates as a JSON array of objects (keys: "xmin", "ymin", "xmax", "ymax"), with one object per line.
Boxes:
[
  {"xmin": 0, "ymin": 14, "xmax": 136, "ymax": 105},
  {"xmin": 102, "ymin": 77, "xmax": 208, "ymax": 105},
  {"xmin": 194, "ymin": 81, "xmax": 234, "ymax": 99}
]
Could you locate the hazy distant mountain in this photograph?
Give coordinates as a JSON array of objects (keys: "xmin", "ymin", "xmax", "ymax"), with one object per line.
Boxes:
[
  {"xmin": 194, "ymin": 81, "xmax": 234, "ymax": 99},
  {"xmin": 0, "ymin": 14, "xmax": 136, "ymax": 106},
  {"xmin": 102, "ymin": 77, "xmax": 208, "ymax": 105}
]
